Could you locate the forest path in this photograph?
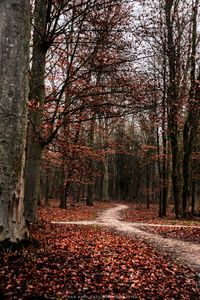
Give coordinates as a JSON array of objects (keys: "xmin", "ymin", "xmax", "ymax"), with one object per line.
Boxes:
[{"xmin": 52, "ymin": 204, "xmax": 200, "ymax": 276}]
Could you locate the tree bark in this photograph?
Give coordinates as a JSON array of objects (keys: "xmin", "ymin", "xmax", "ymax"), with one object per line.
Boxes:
[
  {"xmin": 182, "ymin": 0, "xmax": 199, "ymax": 217},
  {"xmin": 166, "ymin": 140, "xmax": 172, "ymax": 205},
  {"xmin": 87, "ymin": 118, "xmax": 95, "ymax": 206},
  {"xmin": 161, "ymin": 47, "xmax": 168, "ymax": 217},
  {"xmin": 102, "ymin": 156, "xmax": 109, "ymax": 202},
  {"xmin": 191, "ymin": 180, "xmax": 196, "ymax": 215},
  {"xmin": 101, "ymin": 118, "xmax": 109, "ymax": 202},
  {"xmin": 59, "ymin": 163, "xmax": 66, "ymax": 208},
  {"xmin": 45, "ymin": 168, "xmax": 50, "ymax": 206},
  {"xmin": 165, "ymin": 0, "xmax": 182, "ymax": 217},
  {"xmin": 146, "ymin": 163, "xmax": 151, "ymax": 209},
  {"xmin": 24, "ymin": 0, "xmax": 47, "ymax": 222},
  {"xmin": 156, "ymin": 126, "xmax": 163, "ymax": 216},
  {"xmin": 0, "ymin": 0, "xmax": 30, "ymax": 241}
]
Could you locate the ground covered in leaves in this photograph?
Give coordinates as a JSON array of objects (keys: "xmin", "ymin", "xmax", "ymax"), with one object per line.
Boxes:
[
  {"xmin": 38, "ymin": 200, "xmax": 113, "ymax": 223},
  {"xmin": 0, "ymin": 201, "xmax": 199, "ymax": 299},
  {"xmin": 140, "ymin": 225, "xmax": 200, "ymax": 243},
  {"xmin": 121, "ymin": 203, "xmax": 200, "ymax": 243}
]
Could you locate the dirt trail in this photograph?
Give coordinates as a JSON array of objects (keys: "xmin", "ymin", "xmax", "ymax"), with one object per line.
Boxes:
[{"xmin": 52, "ymin": 204, "xmax": 200, "ymax": 276}]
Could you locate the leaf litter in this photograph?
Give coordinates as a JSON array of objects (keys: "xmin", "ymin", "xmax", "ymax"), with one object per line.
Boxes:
[
  {"xmin": 0, "ymin": 201, "xmax": 199, "ymax": 299},
  {"xmin": 121, "ymin": 203, "xmax": 200, "ymax": 243}
]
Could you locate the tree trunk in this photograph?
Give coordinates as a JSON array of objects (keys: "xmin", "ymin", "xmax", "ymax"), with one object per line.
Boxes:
[
  {"xmin": 166, "ymin": 139, "xmax": 172, "ymax": 206},
  {"xmin": 182, "ymin": 86, "xmax": 200, "ymax": 216},
  {"xmin": 101, "ymin": 118, "xmax": 109, "ymax": 202},
  {"xmin": 161, "ymin": 53, "xmax": 167, "ymax": 217},
  {"xmin": 170, "ymin": 132, "xmax": 182, "ymax": 217},
  {"xmin": 24, "ymin": 0, "xmax": 47, "ymax": 222},
  {"xmin": 37, "ymin": 176, "xmax": 42, "ymax": 206},
  {"xmin": 0, "ymin": 0, "xmax": 30, "ymax": 241},
  {"xmin": 86, "ymin": 118, "xmax": 95, "ymax": 206},
  {"xmin": 191, "ymin": 180, "xmax": 196, "ymax": 215},
  {"xmin": 182, "ymin": 0, "xmax": 199, "ymax": 217},
  {"xmin": 102, "ymin": 156, "xmax": 109, "ymax": 202},
  {"xmin": 24, "ymin": 140, "xmax": 43, "ymax": 221},
  {"xmin": 45, "ymin": 169, "xmax": 50, "ymax": 206},
  {"xmin": 146, "ymin": 163, "xmax": 150, "ymax": 209},
  {"xmin": 165, "ymin": 0, "xmax": 182, "ymax": 218},
  {"xmin": 162, "ymin": 133, "xmax": 168, "ymax": 216},
  {"xmin": 87, "ymin": 183, "xmax": 94, "ymax": 206},
  {"xmin": 59, "ymin": 163, "xmax": 66, "ymax": 208}
]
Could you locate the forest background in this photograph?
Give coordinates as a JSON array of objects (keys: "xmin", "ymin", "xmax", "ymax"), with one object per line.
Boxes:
[{"xmin": 0, "ymin": 0, "xmax": 200, "ymax": 242}]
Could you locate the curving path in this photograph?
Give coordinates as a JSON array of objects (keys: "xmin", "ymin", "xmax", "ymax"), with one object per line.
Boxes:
[{"xmin": 52, "ymin": 204, "xmax": 200, "ymax": 276}]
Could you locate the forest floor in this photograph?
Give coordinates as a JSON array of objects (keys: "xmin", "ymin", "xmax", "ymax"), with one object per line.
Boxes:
[
  {"xmin": 99, "ymin": 204, "xmax": 200, "ymax": 272},
  {"xmin": 0, "ymin": 200, "xmax": 200, "ymax": 299}
]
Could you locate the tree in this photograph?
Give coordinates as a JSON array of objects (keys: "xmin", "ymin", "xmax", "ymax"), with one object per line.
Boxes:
[
  {"xmin": 134, "ymin": 0, "xmax": 200, "ymax": 217},
  {"xmin": 25, "ymin": 0, "xmax": 95, "ymax": 221},
  {"xmin": 0, "ymin": 0, "xmax": 30, "ymax": 241},
  {"xmin": 24, "ymin": 0, "xmax": 132, "ymax": 221},
  {"xmin": 182, "ymin": 0, "xmax": 200, "ymax": 217},
  {"xmin": 24, "ymin": 0, "xmax": 47, "ymax": 222}
]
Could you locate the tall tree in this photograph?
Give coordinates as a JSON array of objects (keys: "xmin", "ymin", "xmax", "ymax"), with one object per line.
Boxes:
[
  {"xmin": 182, "ymin": 0, "xmax": 200, "ymax": 217},
  {"xmin": 24, "ymin": 0, "xmax": 47, "ymax": 222},
  {"xmin": 24, "ymin": 0, "xmax": 132, "ymax": 221},
  {"xmin": 0, "ymin": 0, "xmax": 30, "ymax": 241},
  {"xmin": 137, "ymin": 0, "xmax": 199, "ymax": 217},
  {"xmin": 164, "ymin": 0, "xmax": 182, "ymax": 217}
]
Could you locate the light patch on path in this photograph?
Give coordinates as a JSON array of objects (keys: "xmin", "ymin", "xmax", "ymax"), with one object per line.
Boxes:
[
  {"xmin": 51, "ymin": 204, "xmax": 200, "ymax": 275},
  {"xmin": 51, "ymin": 221, "xmax": 99, "ymax": 225}
]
